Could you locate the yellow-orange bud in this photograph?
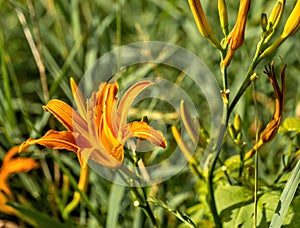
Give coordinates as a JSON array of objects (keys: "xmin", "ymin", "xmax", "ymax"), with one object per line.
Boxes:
[
  {"xmin": 260, "ymin": 0, "xmax": 300, "ymax": 59},
  {"xmin": 218, "ymin": 0, "xmax": 229, "ymax": 36},
  {"xmin": 188, "ymin": 0, "xmax": 222, "ymax": 49},
  {"xmin": 267, "ymin": 0, "xmax": 285, "ymax": 31},
  {"xmin": 264, "ymin": 0, "xmax": 285, "ymax": 43},
  {"xmin": 221, "ymin": 0, "xmax": 250, "ymax": 68},
  {"xmin": 282, "ymin": 0, "xmax": 300, "ymax": 38}
]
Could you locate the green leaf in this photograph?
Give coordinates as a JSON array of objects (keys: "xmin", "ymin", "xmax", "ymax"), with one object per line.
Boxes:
[
  {"xmin": 149, "ymin": 197, "xmax": 196, "ymax": 228},
  {"xmin": 8, "ymin": 202, "xmax": 75, "ymax": 228},
  {"xmin": 106, "ymin": 183, "xmax": 125, "ymax": 228},
  {"xmin": 270, "ymin": 159, "xmax": 300, "ymax": 228},
  {"xmin": 215, "ymin": 182, "xmax": 300, "ymax": 227}
]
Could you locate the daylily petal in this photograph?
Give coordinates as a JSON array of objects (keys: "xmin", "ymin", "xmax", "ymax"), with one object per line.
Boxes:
[
  {"xmin": 3, "ymin": 145, "xmax": 19, "ymax": 164},
  {"xmin": 94, "ymin": 82, "xmax": 118, "ymax": 136},
  {"xmin": 87, "ymin": 94, "xmax": 123, "ymax": 165},
  {"xmin": 125, "ymin": 121, "xmax": 167, "ymax": 148},
  {"xmin": 0, "ymin": 193, "xmax": 16, "ymax": 215},
  {"xmin": 94, "ymin": 82, "xmax": 119, "ymax": 137},
  {"xmin": 1, "ymin": 146, "xmax": 39, "ymax": 197},
  {"xmin": 43, "ymin": 99, "xmax": 87, "ymax": 133},
  {"xmin": 117, "ymin": 81, "xmax": 154, "ymax": 129},
  {"xmin": 83, "ymin": 148, "xmax": 122, "ymax": 168},
  {"xmin": 2, "ymin": 158, "xmax": 39, "ymax": 179},
  {"xmin": 90, "ymin": 84, "xmax": 124, "ymax": 162},
  {"xmin": 70, "ymin": 78, "xmax": 87, "ymax": 120},
  {"xmin": 0, "ymin": 158, "xmax": 39, "ymax": 196},
  {"xmin": 19, "ymin": 130, "xmax": 79, "ymax": 153}
]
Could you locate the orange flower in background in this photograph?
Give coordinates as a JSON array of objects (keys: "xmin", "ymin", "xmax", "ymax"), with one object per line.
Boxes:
[
  {"xmin": 19, "ymin": 79, "xmax": 167, "ymax": 168},
  {"xmin": 221, "ymin": 0, "xmax": 250, "ymax": 68},
  {"xmin": 0, "ymin": 146, "xmax": 39, "ymax": 215},
  {"xmin": 245, "ymin": 62, "xmax": 286, "ymax": 159}
]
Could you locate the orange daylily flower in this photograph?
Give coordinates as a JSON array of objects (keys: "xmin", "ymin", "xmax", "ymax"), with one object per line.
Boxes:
[
  {"xmin": 245, "ymin": 62, "xmax": 286, "ymax": 159},
  {"xmin": 0, "ymin": 146, "xmax": 39, "ymax": 215},
  {"xmin": 19, "ymin": 79, "xmax": 167, "ymax": 168}
]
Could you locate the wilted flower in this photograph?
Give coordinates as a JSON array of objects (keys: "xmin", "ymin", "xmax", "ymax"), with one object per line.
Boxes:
[
  {"xmin": 19, "ymin": 79, "xmax": 167, "ymax": 168},
  {"xmin": 221, "ymin": 0, "xmax": 250, "ymax": 68},
  {"xmin": 245, "ymin": 62, "xmax": 286, "ymax": 159}
]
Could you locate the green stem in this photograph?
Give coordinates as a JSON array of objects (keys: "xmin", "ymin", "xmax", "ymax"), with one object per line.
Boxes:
[
  {"xmin": 228, "ymin": 34, "xmax": 267, "ymax": 117},
  {"xmin": 207, "ymin": 102, "xmax": 227, "ymax": 228},
  {"xmin": 48, "ymin": 150, "xmax": 101, "ymax": 223},
  {"xmin": 130, "ymin": 186, "xmax": 157, "ymax": 227},
  {"xmin": 207, "ymin": 53, "xmax": 228, "ymax": 227},
  {"xmin": 252, "ymin": 81, "xmax": 259, "ymax": 228}
]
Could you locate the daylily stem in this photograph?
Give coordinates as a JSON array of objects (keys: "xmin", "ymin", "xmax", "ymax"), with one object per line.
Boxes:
[
  {"xmin": 228, "ymin": 33, "xmax": 267, "ymax": 117},
  {"xmin": 63, "ymin": 165, "xmax": 89, "ymax": 220},
  {"xmin": 49, "ymin": 150, "xmax": 101, "ymax": 223},
  {"xmin": 130, "ymin": 186, "xmax": 157, "ymax": 227},
  {"xmin": 207, "ymin": 100, "xmax": 228, "ymax": 228},
  {"xmin": 207, "ymin": 55, "xmax": 229, "ymax": 227}
]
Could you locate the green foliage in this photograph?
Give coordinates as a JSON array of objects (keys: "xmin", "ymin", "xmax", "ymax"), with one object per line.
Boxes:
[{"xmin": 0, "ymin": 0, "xmax": 300, "ymax": 227}]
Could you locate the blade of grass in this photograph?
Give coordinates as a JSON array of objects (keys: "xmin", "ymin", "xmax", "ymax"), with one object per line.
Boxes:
[
  {"xmin": 106, "ymin": 183, "xmax": 125, "ymax": 228},
  {"xmin": 47, "ymin": 34, "xmax": 85, "ymax": 98},
  {"xmin": 270, "ymin": 159, "xmax": 300, "ymax": 228},
  {"xmin": 0, "ymin": 25, "xmax": 17, "ymax": 129},
  {"xmin": 8, "ymin": 202, "xmax": 75, "ymax": 228},
  {"xmin": 48, "ymin": 149, "xmax": 102, "ymax": 224}
]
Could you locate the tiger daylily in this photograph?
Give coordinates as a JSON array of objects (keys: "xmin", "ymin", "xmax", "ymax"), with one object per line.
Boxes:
[
  {"xmin": 245, "ymin": 62, "xmax": 286, "ymax": 159},
  {"xmin": 19, "ymin": 79, "xmax": 167, "ymax": 168},
  {"xmin": 0, "ymin": 146, "xmax": 39, "ymax": 215}
]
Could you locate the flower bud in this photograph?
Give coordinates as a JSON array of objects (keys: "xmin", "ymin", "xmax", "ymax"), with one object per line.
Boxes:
[
  {"xmin": 267, "ymin": 0, "xmax": 285, "ymax": 32},
  {"xmin": 234, "ymin": 114, "xmax": 242, "ymax": 132},
  {"xmin": 261, "ymin": 13, "xmax": 268, "ymax": 32},
  {"xmin": 281, "ymin": 0, "xmax": 300, "ymax": 38},
  {"xmin": 218, "ymin": 0, "xmax": 229, "ymax": 36},
  {"xmin": 221, "ymin": 0, "xmax": 250, "ymax": 68},
  {"xmin": 188, "ymin": 0, "xmax": 222, "ymax": 49},
  {"xmin": 260, "ymin": 0, "xmax": 300, "ymax": 58},
  {"xmin": 228, "ymin": 123, "xmax": 237, "ymax": 139},
  {"xmin": 264, "ymin": 0, "xmax": 285, "ymax": 43}
]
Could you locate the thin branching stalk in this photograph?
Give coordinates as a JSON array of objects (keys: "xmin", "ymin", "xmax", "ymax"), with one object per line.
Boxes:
[
  {"xmin": 252, "ymin": 81, "xmax": 259, "ymax": 228},
  {"xmin": 228, "ymin": 33, "xmax": 267, "ymax": 117}
]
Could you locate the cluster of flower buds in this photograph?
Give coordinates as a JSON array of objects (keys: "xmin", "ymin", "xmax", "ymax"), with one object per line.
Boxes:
[
  {"xmin": 260, "ymin": 0, "xmax": 300, "ymax": 58},
  {"xmin": 188, "ymin": 0, "xmax": 300, "ymax": 68},
  {"xmin": 228, "ymin": 114, "xmax": 246, "ymax": 148}
]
